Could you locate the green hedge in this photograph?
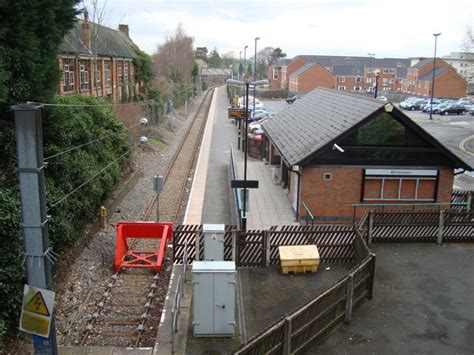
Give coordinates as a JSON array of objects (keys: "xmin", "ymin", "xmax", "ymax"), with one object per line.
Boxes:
[{"xmin": 0, "ymin": 95, "xmax": 130, "ymax": 344}]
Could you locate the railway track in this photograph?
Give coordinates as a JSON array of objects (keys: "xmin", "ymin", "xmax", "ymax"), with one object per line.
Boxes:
[{"xmin": 79, "ymin": 88, "xmax": 215, "ymax": 347}]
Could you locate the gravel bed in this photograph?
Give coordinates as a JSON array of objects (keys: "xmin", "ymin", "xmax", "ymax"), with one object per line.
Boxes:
[{"xmin": 54, "ymin": 91, "xmax": 208, "ymax": 347}]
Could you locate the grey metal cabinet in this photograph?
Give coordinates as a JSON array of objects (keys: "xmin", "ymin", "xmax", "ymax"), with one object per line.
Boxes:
[
  {"xmin": 192, "ymin": 261, "xmax": 236, "ymax": 337},
  {"xmin": 203, "ymin": 224, "xmax": 225, "ymax": 261}
]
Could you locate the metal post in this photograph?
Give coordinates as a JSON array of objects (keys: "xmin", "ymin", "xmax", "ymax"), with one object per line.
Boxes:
[
  {"xmin": 243, "ymin": 46, "xmax": 248, "ymax": 83},
  {"xmin": 374, "ymin": 73, "xmax": 379, "ymax": 99},
  {"xmin": 344, "ymin": 273, "xmax": 354, "ymax": 324},
  {"xmin": 13, "ymin": 104, "xmax": 58, "ymax": 355},
  {"xmin": 283, "ymin": 316, "xmax": 292, "ymax": 354},
  {"xmin": 367, "ymin": 212, "xmax": 374, "ymax": 245},
  {"xmin": 242, "ymin": 82, "xmax": 250, "ymax": 232},
  {"xmin": 253, "ymin": 37, "xmax": 260, "ymax": 116},
  {"xmin": 430, "ymin": 33, "xmax": 442, "ymax": 120},
  {"xmin": 437, "ymin": 209, "xmax": 444, "ymax": 245},
  {"xmin": 367, "ymin": 253, "xmax": 376, "ymax": 299}
]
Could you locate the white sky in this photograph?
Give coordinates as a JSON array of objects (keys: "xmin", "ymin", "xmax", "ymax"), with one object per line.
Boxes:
[{"xmin": 92, "ymin": 0, "xmax": 473, "ymax": 59}]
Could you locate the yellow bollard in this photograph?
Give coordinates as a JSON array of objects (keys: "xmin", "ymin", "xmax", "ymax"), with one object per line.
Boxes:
[{"xmin": 100, "ymin": 206, "xmax": 108, "ymax": 232}]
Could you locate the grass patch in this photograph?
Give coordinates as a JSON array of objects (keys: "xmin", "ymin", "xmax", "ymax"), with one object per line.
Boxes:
[{"xmin": 148, "ymin": 137, "xmax": 167, "ymax": 150}]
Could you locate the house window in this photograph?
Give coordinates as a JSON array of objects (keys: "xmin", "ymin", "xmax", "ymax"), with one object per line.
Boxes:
[
  {"xmin": 383, "ymin": 69, "xmax": 389, "ymax": 74},
  {"xmin": 273, "ymin": 67, "xmax": 278, "ymax": 80},
  {"xmin": 94, "ymin": 61, "xmax": 101, "ymax": 87},
  {"xmin": 124, "ymin": 62, "xmax": 129, "ymax": 83},
  {"xmin": 63, "ymin": 58, "xmax": 75, "ymax": 92},
  {"xmin": 338, "ymin": 86, "xmax": 346, "ymax": 91},
  {"xmin": 338, "ymin": 76, "xmax": 345, "ymax": 82},
  {"xmin": 367, "ymin": 77, "xmax": 372, "ymax": 83},
  {"xmin": 354, "ymin": 86, "xmax": 361, "ymax": 91},
  {"xmin": 104, "ymin": 61, "xmax": 111, "ymax": 86},
  {"xmin": 356, "ymin": 77, "xmax": 361, "ymax": 83},
  {"xmin": 363, "ymin": 170, "xmax": 437, "ymax": 201},
  {"xmin": 382, "ymin": 78, "xmax": 389, "ymax": 86},
  {"xmin": 399, "ymin": 79, "xmax": 403, "ymax": 84},
  {"xmin": 118, "ymin": 62, "xmax": 123, "ymax": 84},
  {"xmin": 389, "ymin": 78, "xmax": 394, "ymax": 84},
  {"xmin": 79, "ymin": 60, "xmax": 89, "ymax": 91}
]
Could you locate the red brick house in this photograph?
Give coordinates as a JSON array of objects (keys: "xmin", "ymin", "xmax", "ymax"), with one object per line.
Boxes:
[
  {"xmin": 401, "ymin": 58, "xmax": 467, "ymax": 98},
  {"xmin": 288, "ymin": 63, "xmax": 336, "ymax": 93},
  {"xmin": 58, "ymin": 12, "xmax": 141, "ymax": 102},
  {"xmin": 262, "ymin": 88, "xmax": 471, "ymax": 223},
  {"xmin": 269, "ymin": 55, "xmax": 410, "ymax": 94},
  {"xmin": 268, "ymin": 59, "xmax": 291, "ymax": 90}
]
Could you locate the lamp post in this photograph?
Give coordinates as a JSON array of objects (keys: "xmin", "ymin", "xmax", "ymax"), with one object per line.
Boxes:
[
  {"xmin": 226, "ymin": 78, "xmax": 269, "ymax": 231},
  {"xmin": 253, "ymin": 37, "xmax": 260, "ymax": 115},
  {"xmin": 374, "ymin": 69, "xmax": 380, "ymax": 99},
  {"xmin": 243, "ymin": 45, "xmax": 248, "ymax": 82},
  {"xmin": 430, "ymin": 33, "xmax": 442, "ymax": 120},
  {"xmin": 367, "ymin": 53, "xmax": 375, "ymax": 94},
  {"xmin": 238, "ymin": 51, "xmax": 242, "ymax": 82}
]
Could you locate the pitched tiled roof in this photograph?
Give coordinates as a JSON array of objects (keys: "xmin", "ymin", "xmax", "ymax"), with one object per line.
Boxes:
[
  {"xmin": 412, "ymin": 58, "xmax": 433, "ymax": 68},
  {"xmin": 296, "ymin": 55, "xmax": 411, "ymax": 70},
  {"xmin": 201, "ymin": 68, "xmax": 233, "ymax": 75},
  {"xmin": 274, "ymin": 58, "xmax": 292, "ymax": 66},
  {"xmin": 289, "ymin": 63, "xmax": 318, "ymax": 78},
  {"xmin": 262, "ymin": 88, "xmax": 385, "ymax": 165},
  {"xmin": 333, "ymin": 65, "xmax": 364, "ymax": 76},
  {"xmin": 418, "ymin": 67, "xmax": 449, "ymax": 81},
  {"xmin": 60, "ymin": 20, "xmax": 137, "ymax": 58}
]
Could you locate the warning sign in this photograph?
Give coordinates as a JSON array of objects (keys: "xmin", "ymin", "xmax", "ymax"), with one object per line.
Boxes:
[
  {"xmin": 19, "ymin": 285, "xmax": 55, "ymax": 337},
  {"xmin": 211, "ymin": 234, "xmax": 217, "ymax": 240}
]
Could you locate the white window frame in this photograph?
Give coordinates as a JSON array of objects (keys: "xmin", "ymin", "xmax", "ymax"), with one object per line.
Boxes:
[
  {"xmin": 272, "ymin": 67, "xmax": 278, "ymax": 80},
  {"xmin": 338, "ymin": 76, "xmax": 345, "ymax": 82},
  {"xmin": 338, "ymin": 86, "xmax": 346, "ymax": 91},
  {"xmin": 79, "ymin": 60, "xmax": 89, "ymax": 91},
  {"xmin": 363, "ymin": 176, "xmax": 437, "ymax": 201},
  {"xmin": 63, "ymin": 58, "xmax": 75, "ymax": 92}
]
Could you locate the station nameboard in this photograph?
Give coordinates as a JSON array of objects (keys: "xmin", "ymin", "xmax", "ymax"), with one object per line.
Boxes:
[{"xmin": 228, "ymin": 108, "xmax": 249, "ymax": 119}]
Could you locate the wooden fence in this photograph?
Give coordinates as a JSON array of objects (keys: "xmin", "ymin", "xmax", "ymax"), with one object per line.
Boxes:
[
  {"xmin": 174, "ymin": 224, "xmax": 358, "ymax": 266},
  {"xmin": 451, "ymin": 190, "xmax": 473, "ymax": 211},
  {"xmin": 234, "ymin": 232, "xmax": 374, "ymax": 354},
  {"xmin": 357, "ymin": 209, "xmax": 474, "ymax": 245}
]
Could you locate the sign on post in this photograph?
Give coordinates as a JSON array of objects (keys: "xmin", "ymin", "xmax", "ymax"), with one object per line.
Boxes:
[{"xmin": 19, "ymin": 285, "xmax": 55, "ymax": 338}]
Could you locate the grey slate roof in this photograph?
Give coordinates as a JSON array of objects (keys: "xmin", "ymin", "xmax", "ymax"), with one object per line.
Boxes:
[
  {"xmin": 289, "ymin": 63, "xmax": 318, "ymax": 78},
  {"xmin": 412, "ymin": 58, "xmax": 433, "ymax": 68},
  {"xmin": 201, "ymin": 68, "xmax": 233, "ymax": 76},
  {"xmin": 262, "ymin": 88, "xmax": 472, "ymax": 169},
  {"xmin": 296, "ymin": 55, "xmax": 410, "ymax": 71},
  {"xmin": 60, "ymin": 20, "xmax": 137, "ymax": 58},
  {"xmin": 274, "ymin": 58, "xmax": 292, "ymax": 66},
  {"xmin": 418, "ymin": 67, "xmax": 449, "ymax": 81},
  {"xmin": 332, "ymin": 65, "xmax": 364, "ymax": 76},
  {"xmin": 262, "ymin": 88, "xmax": 385, "ymax": 166}
]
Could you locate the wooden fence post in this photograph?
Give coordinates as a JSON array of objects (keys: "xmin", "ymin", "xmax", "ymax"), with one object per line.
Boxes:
[
  {"xmin": 283, "ymin": 316, "xmax": 292, "ymax": 354},
  {"xmin": 367, "ymin": 212, "xmax": 374, "ymax": 245},
  {"xmin": 367, "ymin": 253, "xmax": 376, "ymax": 300},
  {"xmin": 437, "ymin": 210, "xmax": 444, "ymax": 245},
  {"xmin": 265, "ymin": 230, "xmax": 271, "ymax": 267},
  {"xmin": 232, "ymin": 230, "xmax": 237, "ymax": 262},
  {"xmin": 344, "ymin": 274, "xmax": 354, "ymax": 324},
  {"xmin": 195, "ymin": 230, "xmax": 200, "ymax": 261}
]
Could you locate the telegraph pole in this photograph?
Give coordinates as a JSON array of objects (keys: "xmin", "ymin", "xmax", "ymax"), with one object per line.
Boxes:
[{"xmin": 13, "ymin": 104, "xmax": 58, "ymax": 354}]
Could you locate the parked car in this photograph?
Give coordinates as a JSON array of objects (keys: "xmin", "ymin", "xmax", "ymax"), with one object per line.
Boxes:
[
  {"xmin": 421, "ymin": 99, "xmax": 442, "ymax": 112},
  {"xmin": 438, "ymin": 103, "xmax": 466, "ymax": 115},
  {"xmin": 403, "ymin": 98, "xmax": 425, "ymax": 111},
  {"xmin": 376, "ymin": 96, "xmax": 388, "ymax": 102},
  {"xmin": 426, "ymin": 100, "xmax": 453, "ymax": 114},
  {"xmin": 286, "ymin": 94, "xmax": 303, "ymax": 104},
  {"xmin": 464, "ymin": 104, "xmax": 474, "ymax": 116},
  {"xmin": 399, "ymin": 97, "xmax": 419, "ymax": 109}
]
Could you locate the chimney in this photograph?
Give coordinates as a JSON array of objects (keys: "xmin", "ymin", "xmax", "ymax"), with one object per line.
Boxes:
[
  {"xmin": 81, "ymin": 10, "xmax": 91, "ymax": 49},
  {"xmin": 118, "ymin": 24, "xmax": 129, "ymax": 38}
]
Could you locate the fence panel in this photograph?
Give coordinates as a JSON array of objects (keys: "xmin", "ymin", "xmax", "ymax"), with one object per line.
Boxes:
[
  {"xmin": 269, "ymin": 225, "xmax": 355, "ymax": 264},
  {"xmin": 234, "ymin": 320, "xmax": 286, "ymax": 355},
  {"xmin": 173, "ymin": 225, "xmax": 236, "ymax": 264},
  {"xmin": 237, "ymin": 231, "xmax": 266, "ymax": 267}
]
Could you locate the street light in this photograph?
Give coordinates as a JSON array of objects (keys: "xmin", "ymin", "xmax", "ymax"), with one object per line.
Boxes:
[
  {"xmin": 226, "ymin": 78, "xmax": 269, "ymax": 231},
  {"xmin": 253, "ymin": 37, "xmax": 260, "ymax": 115},
  {"xmin": 238, "ymin": 51, "xmax": 242, "ymax": 82},
  {"xmin": 367, "ymin": 53, "xmax": 375, "ymax": 94},
  {"xmin": 243, "ymin": 45, "xmax": 248, "ymax": 82},
  {"xmin": 430, "ymin": 33, "xmax": 442, "ymax": 120},
  {"xmin": 373, "ymin": 69, "xmax": 380, "ymax": 99}
]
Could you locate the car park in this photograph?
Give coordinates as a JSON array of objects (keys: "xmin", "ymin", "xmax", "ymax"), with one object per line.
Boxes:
[
  {"xmin": 438, "ymin": 103, "xmax": 466, "ymax": 115},
  {"xmin": 403, "ymin": 98, "xmax": 425, "ymax": 111}
]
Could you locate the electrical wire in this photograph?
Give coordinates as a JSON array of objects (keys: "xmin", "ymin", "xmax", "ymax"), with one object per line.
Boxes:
[
  {"xmin": 44, "ymin": 122, "xmax": 142, "ymax": 161},
  {"xmin": 47, "ymin": 145, "xmax": 137, "ymax": 211}
]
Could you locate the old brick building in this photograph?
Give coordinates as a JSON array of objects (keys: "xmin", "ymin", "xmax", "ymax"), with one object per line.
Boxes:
[
  {"xmin": 262, "ymin": 88, "xmax": 471, "ymax": 223},
  {"xmin": 288, "ymin": 63, "xmax": 336, "ymax": 93},
  {"xmin": 402, "ymin": 58, "xmax": 467, "ymax": 98},
  {"xmin": 58, "ymin": 12, "xmax": 141, "ymax": 102}
]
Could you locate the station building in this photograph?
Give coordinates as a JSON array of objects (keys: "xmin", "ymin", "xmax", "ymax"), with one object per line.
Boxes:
[{"xmin": 262, "ymin": 88, "xmax": 472, "ymax": 223}]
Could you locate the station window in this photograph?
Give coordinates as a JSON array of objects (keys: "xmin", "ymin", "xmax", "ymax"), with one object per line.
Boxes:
[{"xmin": 363, "ymin": 175, "xmax": 437, "ymax": 201}]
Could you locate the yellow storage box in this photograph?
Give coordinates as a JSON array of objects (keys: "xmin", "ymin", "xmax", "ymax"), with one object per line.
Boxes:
[{"xmin": 278, "ymin": 245, "xmax": 320, "ymax": 274}]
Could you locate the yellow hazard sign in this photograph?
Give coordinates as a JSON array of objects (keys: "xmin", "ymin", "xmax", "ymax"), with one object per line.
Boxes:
[
  {"xmin": 24, "ymin": 291, "xmax": 50, "ymax": 316},
  {"xmin": 19, "ymin": 285, "xmax": 55, "ymax": 337},
  {"xmin": 211, "ymin": 234, "xmax": 217, "ymax": 240}
]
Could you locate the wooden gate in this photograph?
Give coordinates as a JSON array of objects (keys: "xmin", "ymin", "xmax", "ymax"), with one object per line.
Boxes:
[{"xmin": 237, "ymin": 231, "xmax": 266, "ymax": 267}]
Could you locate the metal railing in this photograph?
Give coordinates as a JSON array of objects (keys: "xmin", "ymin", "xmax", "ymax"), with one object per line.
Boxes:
[
  {"xmin": 301, "ymin": 200, "xmax": 315, "ymax": 225},
  {"xmin": 171, "ymin": 241, "xmax": 187, "ymax": 352},
  {"xmin": 229, "ymin": 145, "xmax": 243, "ymax": 228}
]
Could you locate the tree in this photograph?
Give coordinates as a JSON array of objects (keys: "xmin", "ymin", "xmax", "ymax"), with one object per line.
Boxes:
[
  {"xmin": 208, "ymin": 47, "xmax": 222, "ymax": 68},
  {"xmin": 271, "ymin": 47, "xmax": 287, "ymax": 63},
  {"xmin": 195, "ymin": 46, "xmax": 208, "ymax": 62},
  {"xmin": 247, "ymin": 63, "xmax": 252, "ymax": 78},
  {"xmin": 132, "ymin": 45, "xmax": 153, "ymax": 93},
  {"xmin": 153, "ymin": 24, "xmax": 195, "ymax": 83},
  {"xmin": 221, "ymin": 51, "xmax": 235, "ymax": 69}
]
